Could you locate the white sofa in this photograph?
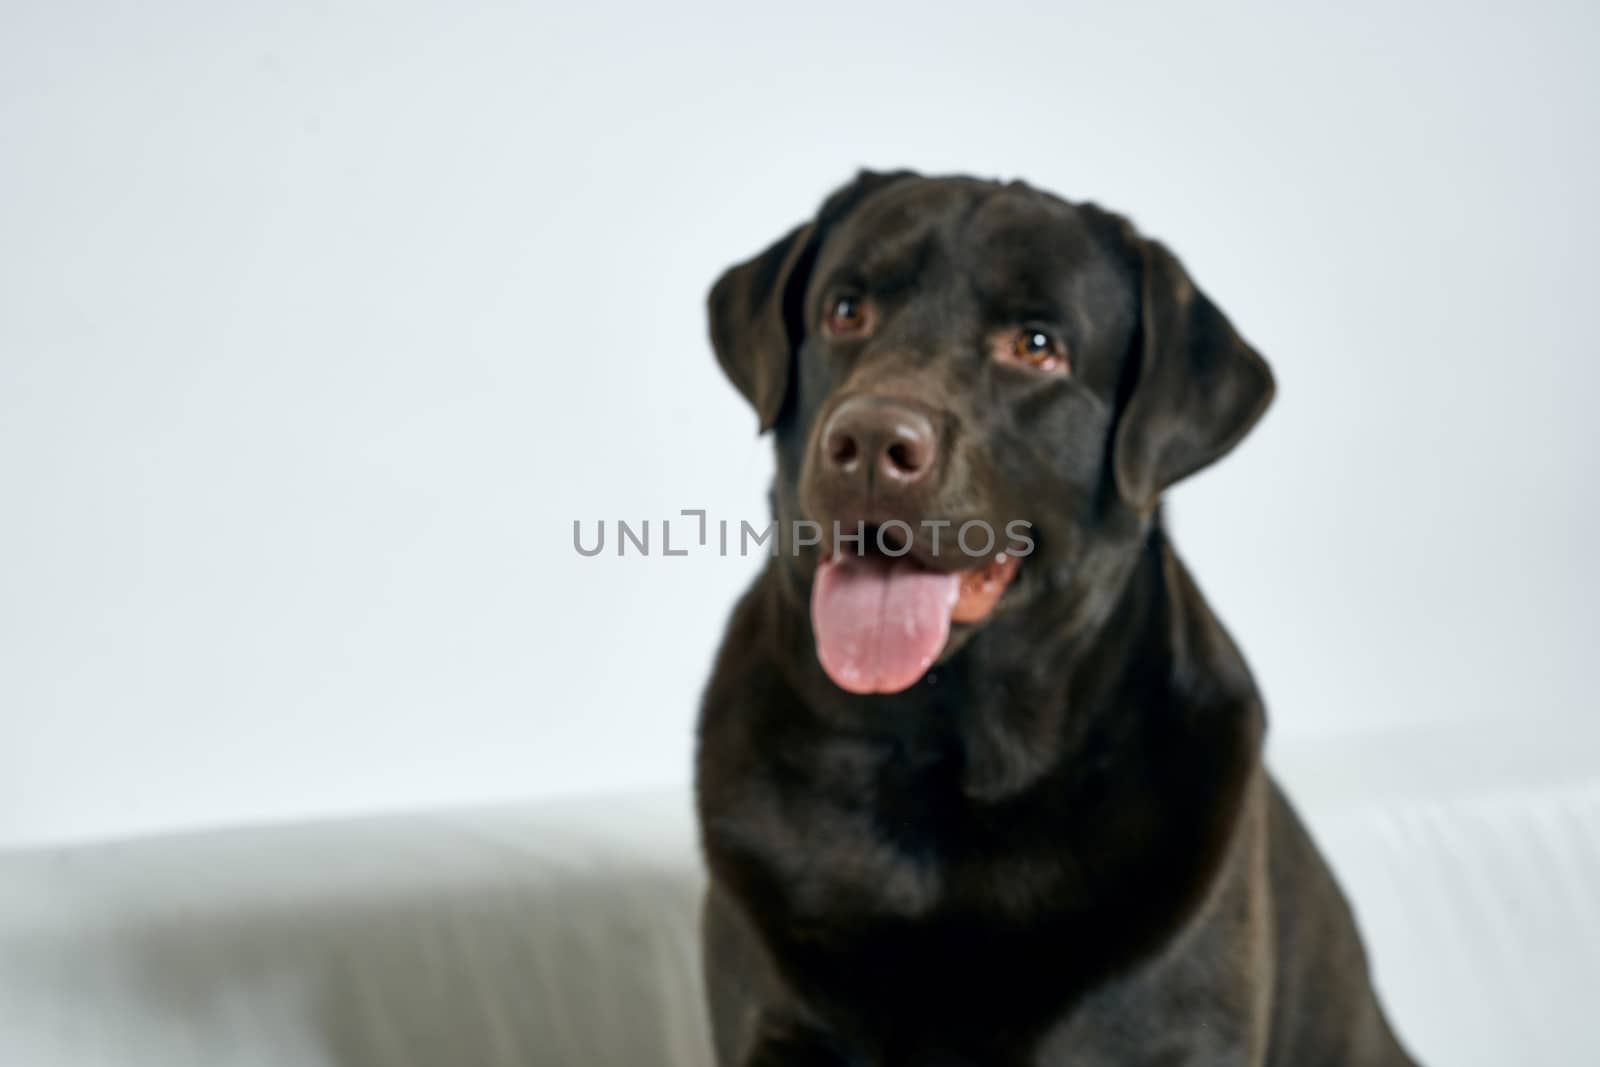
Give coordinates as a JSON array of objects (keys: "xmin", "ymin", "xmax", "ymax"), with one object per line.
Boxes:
[{"xmin": 3, "ymin": 722, "xmax": 1596, "ymax": 1066}]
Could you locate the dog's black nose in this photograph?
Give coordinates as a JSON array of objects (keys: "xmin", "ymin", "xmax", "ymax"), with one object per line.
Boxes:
[{"xmin": 819, "ymin": 395, "xmax": 938, "ymax": 492}]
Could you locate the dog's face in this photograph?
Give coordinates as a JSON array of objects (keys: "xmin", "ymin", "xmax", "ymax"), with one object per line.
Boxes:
[{"xmin": 710, "ymin": 171, "xmax": 1273, "ymax": 695}]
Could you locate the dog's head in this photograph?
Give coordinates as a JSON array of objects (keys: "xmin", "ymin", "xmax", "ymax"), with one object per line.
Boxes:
[{"xmin": 709, "ymin": 170, "xmax": 1273, "ymax": 696}]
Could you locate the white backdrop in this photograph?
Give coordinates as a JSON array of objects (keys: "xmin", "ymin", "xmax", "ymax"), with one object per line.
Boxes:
[{"xmin": 2, "ymin": 0, "xmax": 1596, "ymax": 847}]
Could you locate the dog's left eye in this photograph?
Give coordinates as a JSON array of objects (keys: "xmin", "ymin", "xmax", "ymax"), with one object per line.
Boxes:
[
  {"xmin": 822, "ymin": 292, "xmax": 875, "ymax": 337},
  {"xmin": 993, "ymin": 326, "xmax": 1069, "ymax": 374}
]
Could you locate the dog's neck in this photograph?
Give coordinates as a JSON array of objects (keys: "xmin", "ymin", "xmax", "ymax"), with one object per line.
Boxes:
[{"xmin": 761, "ymin": 512, "xmax": 1264, "ymax": 803}]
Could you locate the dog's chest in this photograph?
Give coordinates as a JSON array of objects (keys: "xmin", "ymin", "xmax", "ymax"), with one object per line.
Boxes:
[{"xmin": 722, "ymin": 733, "xmax": 1088, "ymax": 967}]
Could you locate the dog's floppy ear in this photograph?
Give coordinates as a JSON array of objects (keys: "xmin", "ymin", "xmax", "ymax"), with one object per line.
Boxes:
[
  {"xmin": 1111, "ymin": 234, "xmax": 1275, "ymax": 511},
  {"xmin": 708, "ymin": 169, "xmax": 917, "ymax": 432},
  {"xmin": 707, "ymin": 221, "xmax": 818, "ymax": 432}
]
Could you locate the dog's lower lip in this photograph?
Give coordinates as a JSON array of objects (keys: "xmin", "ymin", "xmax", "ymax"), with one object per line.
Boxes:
[{"xmin": 951, "ymin": 552, "xmax": 1021, "ymax": 623}]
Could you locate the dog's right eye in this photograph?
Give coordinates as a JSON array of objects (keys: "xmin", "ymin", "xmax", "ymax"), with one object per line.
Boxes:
[{"xmin": 822, "ymin": 292, "xmax": 874, "ymax": 338}]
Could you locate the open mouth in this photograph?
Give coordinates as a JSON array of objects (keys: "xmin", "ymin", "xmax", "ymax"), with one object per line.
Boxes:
[{"xmin": 809, "ymin": 536, "xmax": 1021, "ymax": 695}]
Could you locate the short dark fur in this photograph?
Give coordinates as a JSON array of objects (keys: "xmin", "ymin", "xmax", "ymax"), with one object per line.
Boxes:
[{"xmin": 696, "ymin": 171, "xmax": 1417, "ymax": 1066}]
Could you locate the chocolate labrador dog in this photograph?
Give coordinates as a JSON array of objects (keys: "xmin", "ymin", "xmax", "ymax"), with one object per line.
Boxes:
[{"xmin": 695, "ymin": 170, "xmax": 1416, "ymax": 1066}]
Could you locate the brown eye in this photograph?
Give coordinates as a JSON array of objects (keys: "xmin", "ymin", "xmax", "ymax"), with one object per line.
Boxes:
[
  {"xmin": 823, "ymin": 292, "xmax": 873, "ymax": 336},
  {"xmin": 993, "ymin": 326, "xmax": 1069, "ymax": 373},
  {"xmin": 1016, "ymin": 330, "xmax": 1051, "ymax": 358}
]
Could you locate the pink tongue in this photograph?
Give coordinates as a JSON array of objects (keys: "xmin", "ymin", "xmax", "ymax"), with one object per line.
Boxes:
[{"xmin": 810, "ymin": 554, "xmax": 961, "ymax": 694}]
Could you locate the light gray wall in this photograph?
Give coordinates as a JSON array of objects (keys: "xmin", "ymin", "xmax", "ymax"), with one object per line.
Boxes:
[{"xmin": 2, "ymin": 0, "xmax": 1596, "ymax": 846}]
